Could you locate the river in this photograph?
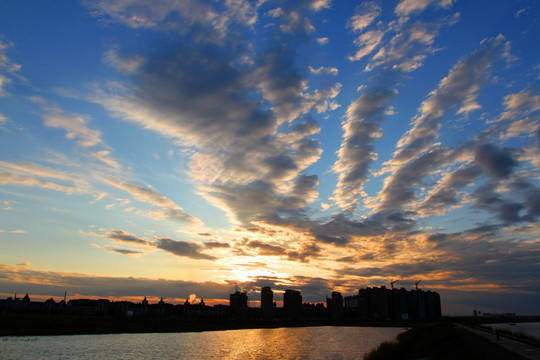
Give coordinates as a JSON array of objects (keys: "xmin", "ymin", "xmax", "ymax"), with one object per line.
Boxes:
[
  {"xmin": 483, "ymin": 322, "xmax": 540, "ymax": 340},
  {"xmin": 0, "ymin": 326, "xmax": 404, "ymax": 359}
]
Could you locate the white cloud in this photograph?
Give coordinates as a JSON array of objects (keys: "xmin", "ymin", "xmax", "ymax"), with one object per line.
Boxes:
[
  {"xmin": 348, "ymin": 30, "xmax": 385, "ymax": 62},
  {"xmin": 308, "ymin": 66, "xmax": 338, "ymax": 76},
  {"xmin": 37, "ymin": 102, "xmax": 102, "ymax": 148},
  {"xmin": 9, "ymin": 229, "xmax": 26, "ymax": 234},
  {"xmin": 0, "ymin": 39, "xmax": 23, "ymax": 96},
  {"xmin": 86, "ymin": 0, "xmax": 259, "ymax": 41},
  {"xmin": 348, "ymin": 2, "xmax": 381, "ymax": 32},
  {"xmin": 395, "ymin": 0, "xmax": 454, "ymax": 17},
  {"xmin": 101, "ymin": 178, "xmax": 202, "ymax": 225},
  {"xmin": 104, "ymin": 47, "xmax": 146, "ymax": 74},
  {"xmin": 316, "ymin": 37, "xmax": 329, "ymax": 45},
  {"xmin": 0, "ymin": 160, "xmax": 88, "ymax": 195},
  {"xmin": 92, "ymin": 150, "xmax": 121, "ymax": 170}
]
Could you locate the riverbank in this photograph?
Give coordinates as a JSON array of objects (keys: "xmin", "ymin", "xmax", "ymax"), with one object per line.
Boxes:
[
  {"xmin": 364, "ymin": 322, "xmax": 529, "ymax": 360},
  {"xmin": 0, "ymin": 313, "xmax": 409, "ymax": 336}
]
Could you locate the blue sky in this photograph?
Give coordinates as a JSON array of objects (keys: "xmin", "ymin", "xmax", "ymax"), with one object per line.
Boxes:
[{"xmin": 1, "ymin": 0, "xmax": 539, "ymax": 315}]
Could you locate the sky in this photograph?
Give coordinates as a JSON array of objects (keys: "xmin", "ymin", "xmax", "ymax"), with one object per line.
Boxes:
[{"xmin": 0, "ymin": 0, "xmax": 539, "ymax": 316}]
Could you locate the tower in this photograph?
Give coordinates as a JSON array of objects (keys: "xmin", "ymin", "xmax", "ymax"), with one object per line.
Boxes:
[{"xmin": 261, "ymin": 287, "xmax": 273, "ymax": 320}]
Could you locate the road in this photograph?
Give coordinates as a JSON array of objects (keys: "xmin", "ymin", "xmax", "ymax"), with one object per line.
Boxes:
[{"xmin": 457, "ymin": 324, "xmax": 540, "ymax": 360}]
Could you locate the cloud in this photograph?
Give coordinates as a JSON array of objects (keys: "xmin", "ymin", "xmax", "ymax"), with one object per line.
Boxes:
[
  {"xmin": 108, "ymin": 248, "xmax": 145, "ymax": 256},
  {"xmin": 154, "ymin": 237, "xmax": 217, "ymax": 260},
  {"xmin": 34, "ymin": 100, "xmax": 103, "ymax": 148},
  {"xmin": 204, "ymin": 241, "xmax": 230, "ymax": 249},
  {"xmin": 369, "ymin": 36, "xmax": 510, "ymax": 213},
  {"xmin": 416, "ymin": 164, "xmax": 483, "ymax": 216},
  {"xmin": 0, "ymin": 38, "xmax": 23, "ymax": 96},
  {"xmin": 308, "ymin": 66, "xmax": 338, "ymax": 76},
  {"xmin": 348, "ymin": 2, "xmax": 381, "ymax": 33},
  {"xmin": 395, "ymin": 0, "xmax": 454, "ymax": 17},
  {"xmin": 108, "ymin": 230, "xmax": 152, "ymax": 246},
  {"xmin": 104, "ymin": 47, "xmax": 146, "ymax": 74},
  {"xmin": 0, "ymin": 261, "xmax": 232, "ymax": 300},
  {"xmin": 332, "ymin": 88, "xmax": 395, "ymax": 211},
  {"xmin": 92, "ymin": 150, "xmax": 121, "ymax": 170},
  {"xmin": 247, "ymin": 240, "xmax": 287, "ymax": 256},
  {"xmin": 0, "ymin": 161, "xmax": 87, "ymax": 195},
  {"xmin": 86, "ymin": 0, "xmax": 259, "ymax": 42},
  {"xmin": 494, "ymin": 87, "xmax": 540, "ymax": 123},
  {"xmin": 333, "ymin": 4, "xmax": 458, "ymax": 212},
  {"xmin": 474, "ymin": 144, "xmax": 519, "ymax": 179},
  {"xmin": 316, "ymin": 37, "xmax": 329, "ymax": 45},
  {"xmin": 471, "ymin": 177, "xmax": 540, "ymax": 224},
  {"xmin": 348, "ymin": 30, "xmax": 385, "ymax": 62},
  {"xmin": 390, "ymin": 35, "xmax": 509, "ymax": 166},
  {"xmin": 9, "ymin": 229, "xmax": 26, "ymax": 234},
  {"xmin": 102, "ymin": 179, "xmax": 201, "ymax": 224},
  {"xmin": 90, "ymin": 1, "xmax": 340, "ymax": 230}
]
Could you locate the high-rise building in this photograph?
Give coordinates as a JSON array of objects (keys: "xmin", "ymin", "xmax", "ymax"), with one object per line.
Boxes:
[
  {"xmin": 327, "ymin": 291, "xmax": 343, "ymax": 318},
  {"xmin": 369, "ymin": 286, "xmax": 389, "ymax": 320},
  {"xmin": 261, "ymin": 287, "xmax": 273, "ymax": 320},
  {"xmin": 229, "ymin": 291, "xmax": 248, "ymax": 320},
  {"xmin": 283, "ymin": 289, "xmax": 302, "ymax": 320}
]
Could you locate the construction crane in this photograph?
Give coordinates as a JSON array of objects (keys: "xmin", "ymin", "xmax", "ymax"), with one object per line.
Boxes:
[
  {"xmin": 390, "ymin": 279, "xmax": 400, "ymax": 289},
  {"xmin": 414, "ymin": 280, "xmax": 422, "ymax": 290}
]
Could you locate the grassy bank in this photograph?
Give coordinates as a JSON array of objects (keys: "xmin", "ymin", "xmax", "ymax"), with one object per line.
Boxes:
[{"xmin": 364, "ymin": 322, "xmax": 526, "ymax": 360}]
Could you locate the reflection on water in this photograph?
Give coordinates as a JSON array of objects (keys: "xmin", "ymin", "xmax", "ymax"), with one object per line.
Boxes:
[{"xmin": 0, "ymin": 326, "xmax": 404, "ymax": 360}]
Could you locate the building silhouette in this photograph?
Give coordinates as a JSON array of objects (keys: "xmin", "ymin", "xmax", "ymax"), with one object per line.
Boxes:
[
  {"xmin": 229, "ymin": 291, "xmax": 248, "ymax": 321},
  {"xmin": 283, "ymin": 289, "xmax": 302, "ymax": 320},
  {"xmin": 0, "ymin": 285, "xmax": 442, "ymax": 323},
  {"xmin": 344, "ymin": 286, "xmax": 441, "ymax": 321},
  {"xmin": 326, "ymin": 291, "xmax": 343, "ymax": 319},
  {"xmin": 261, "ymin": 286, "xmax": 273, "ymax": 320}
]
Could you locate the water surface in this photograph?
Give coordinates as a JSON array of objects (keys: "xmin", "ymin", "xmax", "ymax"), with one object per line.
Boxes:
[
  {"xmin": 1, "ymin": 326, "xmax": 403, "ymax": 359},
  {"xmin": 484, "ymin": 322, "xmax": 540, "ymax": 340}
]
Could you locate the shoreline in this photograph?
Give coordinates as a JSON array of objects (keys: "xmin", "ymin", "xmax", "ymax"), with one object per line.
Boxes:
[
  {"xmin": 0, "ymin": 313, "xmax": 411, "ymax": 337},
  {"xmin": 364, "ymin": 322, "xmax": 533, "ymax": 360}
]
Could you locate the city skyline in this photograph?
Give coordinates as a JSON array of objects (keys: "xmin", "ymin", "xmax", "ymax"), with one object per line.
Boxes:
[{"xmin": 1, "ymin": 1, "xmax": 539, "ymax": 316}]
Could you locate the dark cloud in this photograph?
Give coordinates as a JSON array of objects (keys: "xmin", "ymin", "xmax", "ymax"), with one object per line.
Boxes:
[
  {"xmin": 204, "ymin": 241, "xmax": 230, "ymax": 249},
  {"xmin": 263, "ymin": 154, "xmax": 297, "ymax": 180},
  {"xmin": 135, "ymin": 44, "xmax": 274, "ymax": 144},
  {"xmin": 335, "ymin": 232, "xmax": 540, "ymax": 294},
  {"xmin": 474, "ymin": 143, "xmax": 518, "ymax": 179},
  {"xmin": 317, "ymin": 213, "xmax": 384, "ymax": 238},
  {"xmin": 154, "ymin": 238, "xmax": 216, "ymax": 260},
  {"xmin": 417, "ymin": 165, "xmax": 485, "ymax": 216},
  {"xmin": 108, "ymin": 230, "xmax": 151, "ymax": 246},
  {"xmin": 91, "ymin": 0, "xmax": 342, "ymax": 232},
  {"xmin": 332, "ymin": 88, "xmax": 396, "ymax": 210},
  {"xmin": 507, "ymin": 178, "xmax": 540, "ymax": 221},
  {"xmin": 109, "ymin": 248, "xmax": 144, "ymax": 256},
  {"xmin": 370, "ymin": 210, "xmax": 416, "ymax": 232},
  {"xmin": 378, "ymin": 147, "xmax": 453, "ymax": 211},
  {"xmin": 314, "ymin": 234, "xmax": 349, "ymax": 246},
  {"xmin": 472, "ymin": 177, "xmax": 540, "ymax": 224},
  {"xmin": 524, "ymin": 190, "xmax": 540, "ymax": 219},
  {"xmin": 247, "ymin": 240, "xmax": 287, "ymax": 256},
  {"xmin": 286, "ymin": 242, "xmax": 321, "ymax": 263},
  {"xmin": 0, "ymin": 262, "xmax": 232, "ymax": 300}
]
